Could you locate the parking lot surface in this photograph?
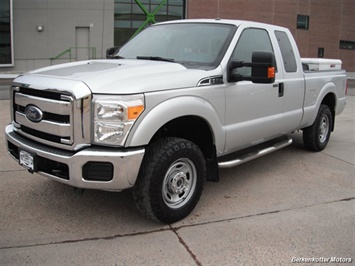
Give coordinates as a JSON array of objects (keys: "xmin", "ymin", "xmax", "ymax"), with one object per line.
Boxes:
[{"xmin": 1, "ymin": 97, "xmax": 354, "ymax": 265}]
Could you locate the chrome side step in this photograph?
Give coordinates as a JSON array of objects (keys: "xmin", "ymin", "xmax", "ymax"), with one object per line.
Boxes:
[{"xmin": 218, "ymin": 137, "xmax": 293, "ymax": 168}]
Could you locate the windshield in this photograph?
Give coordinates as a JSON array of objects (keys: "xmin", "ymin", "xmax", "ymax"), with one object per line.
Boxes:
[{"xmin": 117, "ymin": 22, "xmax": 236, "ymax": 70}]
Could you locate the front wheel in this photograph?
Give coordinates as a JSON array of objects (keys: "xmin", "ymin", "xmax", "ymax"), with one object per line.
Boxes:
[
  {"xmin": 132, "ymin": 137, "xmax": 206, "ymax": 224},
  {"xmin": 303, "ymin": 104, "xmax": 333, "ymax": 151}
]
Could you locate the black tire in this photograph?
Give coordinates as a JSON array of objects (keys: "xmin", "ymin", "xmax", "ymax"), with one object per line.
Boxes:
[
  {"xmin": 132, "ymin": 137, "xmax": 206, "ymax": 224},
  {"xmin": 303, "ymin": 104, "xmax": 333, "ymax": 151}
]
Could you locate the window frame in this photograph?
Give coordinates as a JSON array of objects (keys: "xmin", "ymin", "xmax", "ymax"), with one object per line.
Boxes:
[
  {"xmin": 229, "ymin": 27, "xmax": 275, "ymax": 77},
  {"xmin": 114, "ymin": 0, "xmax": 186, "ymax": 47},
  {"xmin": 339, "ymin": 40, "xmax": 355, "ymax": 50},
  {"xmin": 274, "ymin": 30, "xmax": 298, "ymax": 73},
  {"xmin": 297, "ymin": 14, "xmax": 309, "ymax": 30},
  {"xmin": 0, "ymin": 0, "xmax": 14, "ymax": 67}
]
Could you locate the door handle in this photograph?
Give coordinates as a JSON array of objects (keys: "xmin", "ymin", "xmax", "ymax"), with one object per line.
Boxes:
[
  {"xmin": 272, "ymin": 83, "xmax": 284, "ymax": 97},
  {"xmin": 278, "ymin": 83, "xmax": 284, "ymax": 97}
]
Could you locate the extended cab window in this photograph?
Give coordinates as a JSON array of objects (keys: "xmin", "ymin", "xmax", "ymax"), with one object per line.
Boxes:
[
  {"xmin": 231, "ymin": 28, "xmax": 274, "ymax": 77},
  {"xmin": 274, "ymin": 31, "xmax": 297, "ymax": 72}
]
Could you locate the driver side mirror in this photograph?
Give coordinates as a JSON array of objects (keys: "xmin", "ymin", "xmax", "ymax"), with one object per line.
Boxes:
[
  {"xmin": 228, "ymin": 51, "xmax": 276, "ymax": 84},
  {"xmin": 106, "ymin": 46, "xmax": 120, "ymax": 59}
]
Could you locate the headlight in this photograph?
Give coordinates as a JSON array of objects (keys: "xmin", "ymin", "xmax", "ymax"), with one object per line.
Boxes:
[{"xmin": 93, "ymin": 94, "xmax": 144, "ymax": 146}]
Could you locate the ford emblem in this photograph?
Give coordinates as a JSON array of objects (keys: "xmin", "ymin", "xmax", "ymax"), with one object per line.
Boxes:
[{"xmin": 25, "ymin": 105, "xmax": 43, "ymax": 122}]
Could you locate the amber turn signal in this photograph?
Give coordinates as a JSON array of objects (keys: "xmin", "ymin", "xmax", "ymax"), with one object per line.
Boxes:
[{"xmin": 268, "ymin": 67, "xmax": 275, "ymax": 79}]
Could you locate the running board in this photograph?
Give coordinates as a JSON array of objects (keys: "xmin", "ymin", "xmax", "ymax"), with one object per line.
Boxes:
[{"xmin": 218, "ymin": 137, "xmax": 293, "ymax": 168}]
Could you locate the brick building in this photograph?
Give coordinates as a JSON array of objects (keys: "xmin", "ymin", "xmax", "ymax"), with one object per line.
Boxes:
[
  {"xmin": 1, "ymin": 0, "xmax": 354, "ymax": 72},
  {"xmin": 188, "ymin": 0, "xmax": 355, "ymax": 72}
]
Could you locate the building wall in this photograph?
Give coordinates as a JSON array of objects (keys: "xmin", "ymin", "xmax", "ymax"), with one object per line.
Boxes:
[
  {"xmin": 187, "ymin": 0, "xmax": 355, "ymax": 72},
  {"xmin": 2, "ymin": 0, "xmax": 354, "ymax": 73},
  {"xmin": 2, "ymin": 0, "xmax": 114, "ymax": 72}
]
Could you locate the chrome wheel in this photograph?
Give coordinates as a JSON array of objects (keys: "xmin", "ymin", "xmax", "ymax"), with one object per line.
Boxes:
[
  {"xmin": 303, "ymin": 104, "xmax": 332, "ymax": 152},
  {"xmin": 318, "ymin": 115, "xmax": 329, "ymax": 143},
  {"xmin": 162, "ymin": 158, "xmax": 197, "ymax": 209}
]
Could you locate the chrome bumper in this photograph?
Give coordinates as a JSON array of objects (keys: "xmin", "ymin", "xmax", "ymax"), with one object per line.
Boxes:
[{"xmin": 5, "ymin": 125, "xmax": 145, "ymax": 191}]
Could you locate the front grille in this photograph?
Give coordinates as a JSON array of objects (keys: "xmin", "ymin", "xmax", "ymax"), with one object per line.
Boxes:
[
  {"xmin": 17, "ymin": 105, "xmax": 70, "ymax": 124},
  {"xmin": 11, "ymin": 78, "xmax": 92, "ymax": 151},
  {"xmin": 21, "ymin": 125, "xmax": 70, "ymax": 143},
  {"xmin": 16, "ymin": 87, "xmax": 70, "ymax": 101},
  {"xmin": 13, "ymin": 86, "xmax": 74, "ymax": 147}
]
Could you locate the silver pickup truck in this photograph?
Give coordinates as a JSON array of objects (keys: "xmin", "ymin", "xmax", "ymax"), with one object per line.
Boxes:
[{"xmin": 5, "ymin": 19, "xmax": 347, "ymax": 223}]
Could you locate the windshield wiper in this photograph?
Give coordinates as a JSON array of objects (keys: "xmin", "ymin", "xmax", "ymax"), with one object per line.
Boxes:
[
  {"xmin": 110, "ymin": 55, "xmax": 125, "ymax": 59},
  {"xmin": 136, "ymin": 56, "xmax": 175, "ymax": 62}
]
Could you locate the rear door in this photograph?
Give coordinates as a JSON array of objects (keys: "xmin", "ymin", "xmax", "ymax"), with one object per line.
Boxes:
[{"xmin": 273, "ymin": 30, "xmax": 304, "ymax": 132}]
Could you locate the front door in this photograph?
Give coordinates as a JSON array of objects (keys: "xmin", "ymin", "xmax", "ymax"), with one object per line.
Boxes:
[{"xmin": 224, "ymin": 27, "xmax": 284, "ymax": 154}]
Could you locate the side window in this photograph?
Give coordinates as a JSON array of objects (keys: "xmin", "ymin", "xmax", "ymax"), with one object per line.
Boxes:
[
  {"xmin": 274, "ymin": 31, "xmax": 297, "ymax": 72},
  {"xmin": 231, "ymin": 28, "xmax": 274, "ymax": 77}
]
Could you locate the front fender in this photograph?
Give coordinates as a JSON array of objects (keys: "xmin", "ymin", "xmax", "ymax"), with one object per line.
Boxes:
[{"xmin": 126, "ymin": 96, "xmax": 225, "ymax": 154}]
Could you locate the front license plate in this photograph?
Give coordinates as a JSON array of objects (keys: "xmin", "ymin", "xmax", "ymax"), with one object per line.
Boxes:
[{"xmin": 19, "ymin": 150, "xmax": 35, "ymax": 171}]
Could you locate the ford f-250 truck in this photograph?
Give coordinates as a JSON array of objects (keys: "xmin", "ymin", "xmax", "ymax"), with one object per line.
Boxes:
[{"xmin": 5, "ymin": 19, "xmax": 347, "ymax": 223}]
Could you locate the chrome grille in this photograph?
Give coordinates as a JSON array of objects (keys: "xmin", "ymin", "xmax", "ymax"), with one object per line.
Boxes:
[
  {"xmin": 13, "ymin": 87, "xmax": 74, "ymax": 146},
  {"xmin": 12, "ymin": 86, "xmax": 91, "ymax": 150}
]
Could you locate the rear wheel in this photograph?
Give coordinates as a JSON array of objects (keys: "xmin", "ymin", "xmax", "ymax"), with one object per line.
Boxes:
[
  {"xmin": 132, "ymin": 137, "xmax": 206, "ymax": 224},
  {"xmin": 303, "ymin": 104, "xmax": 333, "ymax": 151}
]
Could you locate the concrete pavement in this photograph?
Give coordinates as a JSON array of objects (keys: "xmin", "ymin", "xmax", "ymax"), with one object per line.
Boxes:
[{"xmin": 0, "ymin": 97, "xmax": 354, "ymax": 265}]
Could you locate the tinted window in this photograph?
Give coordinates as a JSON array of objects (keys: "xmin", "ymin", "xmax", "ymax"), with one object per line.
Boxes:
[
  {"xmin": 231, "ymin": 28, "xmax": 274, "ymax": 77},
  {"xmin": 275, "ymin": 31, "xmax": 297, "ymax": 72}
]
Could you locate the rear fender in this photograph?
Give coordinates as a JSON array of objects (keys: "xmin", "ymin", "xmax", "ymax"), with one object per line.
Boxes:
[{"xmin": 301, "ymin": 81, "xmax": 337, "ymax": 129}]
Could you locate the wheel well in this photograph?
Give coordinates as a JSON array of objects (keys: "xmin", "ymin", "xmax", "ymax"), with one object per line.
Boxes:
[
  {"xmin": 150, "ymin": 116, "xmax": 215, "ymax": 160},
  {"xmin": 321, "ymin": 93, "xmax": 336, "ymax": 131}
]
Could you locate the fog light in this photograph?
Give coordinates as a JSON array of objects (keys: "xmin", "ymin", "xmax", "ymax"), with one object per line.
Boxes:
[{"xmin": 83, "ymin": 162, "xmax": 113, "ymax": 181}]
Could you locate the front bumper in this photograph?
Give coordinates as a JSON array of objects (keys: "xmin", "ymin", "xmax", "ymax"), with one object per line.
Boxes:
[{"xmin": 5, "ymin": 125, "xmax": 145, "ymax": 191}]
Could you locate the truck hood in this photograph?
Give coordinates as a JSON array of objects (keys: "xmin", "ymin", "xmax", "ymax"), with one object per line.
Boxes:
[{"xmin": 27, "ymin": 59, "xmax": 209, "ymax": 94}]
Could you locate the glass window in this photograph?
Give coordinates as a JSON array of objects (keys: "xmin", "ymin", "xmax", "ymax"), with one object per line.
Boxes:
[
  {"xmin": 318, "ymin": 47, "xmax": 324, "ymax": 58},
  {"xmin": 339, "ymin": 40, "xmax": 355, "ymax": 50},
  {"xmin": 168, "ymin": 5, "xmax": 183, "ymax": 18},
  {"xmin": 0, "ymin": 0, "xmax": 13, "ymax": 66},
  {"xmin": 231, "ymin": 28, "xmax": 274, "ymax": 77},
  {"xmin": 114, "ymin": 0, "xmax": 186, "ymax": 47},
  {"xmin": 275, "ymin": 30, "xmax": 297, "ymax": 72},
  {"xmin": 297, "ymin": 15, "xmax": 309, "ymax": 30},
  {"xmin": 117, "ymin": 23, "xmax": 236, "ymax": 70}
]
